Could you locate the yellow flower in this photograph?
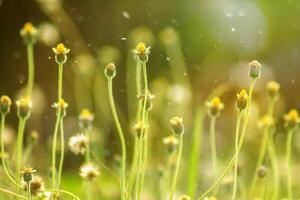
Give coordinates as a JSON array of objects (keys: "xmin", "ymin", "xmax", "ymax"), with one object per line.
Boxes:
[
  {"xmin": 133, "ymin": 42, "xmax": 151, "ymax": 62},
  {"xmin": 236, "ymin": 89, "xmax": 248, "ymax": 111},
  {"xmin": 52, "ymin": 99, "xmax": 68, "ymax": 117},
  {"xmin": 136, "ymin": 42, "xmax": 147, "ymax": 54},
  {"xmin": 258, "ymin": 114, "xmax": 273, "ymax": 128},
  {"xmin": 16, "ymin": 97, "xmax": 33, "ymax": 119},
  {"xmin": 79, "ymin": 109, "xmax": 94, "ymax": 130},
  {"xmin": 267, "ymin": 81, "xmax": 280, "ymax": 98},
  {"xmin": 20, "ymin": 22, "xmax": 38, "ymax": 43},
  {"xmin": 52, "ymin": 43, "xmax": 70, "ymax": 55},
  {"xmin": 21, "ymin": 166, "xmax": 36, "ymax": 182},
  {"xmin": 284, "ymin": 109, "xmax": 300, "ymax": 129},
  {"xmin": 206, "ymin": 97, "xmax": 224, "ymax": 117},
  {"xmin": 0, "ymin": 95, "xmax": 12, "ymax": 114}
]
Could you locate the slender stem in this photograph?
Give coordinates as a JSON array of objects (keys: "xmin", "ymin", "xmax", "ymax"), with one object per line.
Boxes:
[
  {"xmin": 58, "ymin": 63, "xmax": 63, "ymax": 101},
  {"xmin": 26, "ymin": 42, "xmax": 35, "ymax": 97},
  {"xmin": 85, "ymin": 181, "xmax": 93, "ymax": 200},
  {"xmin": 57, "ymin": 118, "xmax": 65, "ymax": 189},
  {"xmin": 84, "ymin": 129, "xmax": 90, "ymax": 162},
  {"xmin": 45, "ymin": 188, "xmax": 81, "ymax": 200},
  {"xmin": 286, "ymin": 129, "xmax": 293, "ymax": 199},
  {"xmin": 169, "ymin": 134, "xmax": 183, "ymax": 200},
  {"xmin": 249, "ymin": 127, "xmax": 269, "ymax": 197},
  {"xmin": 1, "ymin": 114, "xmax": 23, "ymax": 188},
  {"xmin": 27, "ymin": 181, "xmax": 32, "ymax": 200},
  {"xmin": 197, "ymin": 78, "xmax": 256, "ymax": 199},
  {"xmin": 209, "ymin": 116, "xmax": 217, "ymax": 176},
  {"xmin": 107, "ymin": 77, "xmax": 126, "ymax": 200},
  {"xmin": 231, "ymin": 111, "xmax": 242, "ymax": 200},
  {"xmin": 187, "ymin": 108, "xmax": 204, "ymax": 198},
  {"xmin": 135, "ymin": 138, "xmax": 143, "ymax": 200},
  {"xmin": 268, "ymin": 134, "xmax": 279, "ymax": 200},
  {"xmin": 16, "ymin": 118, "xmax": 26, "ymax": 181},
  {"xmin": 0, "ymin": 187, "xmax": 27, "ymax": 199},
  {"xmin": 139, "ymin": 119, "xmax": 148, "ymax": 195},
  {"xmin": 127, "ymin": 136, "xmax": 139, "ymax": 198},
  {"xmin": 165, "ymin": 151, "xmax": 175, "ymax": 197}
]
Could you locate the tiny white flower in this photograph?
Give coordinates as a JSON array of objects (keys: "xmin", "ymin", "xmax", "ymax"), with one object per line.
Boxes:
[
  {"xmin": 79, "ymin": 162, "xmax": 100, "ymax": 181},
  {"xmin": 68, "ymin": 134, "xmax": 89, "ymax": 155}
]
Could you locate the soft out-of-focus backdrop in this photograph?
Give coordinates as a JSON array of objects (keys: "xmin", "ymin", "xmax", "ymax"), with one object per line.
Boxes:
[{"xmin": 1, "ymin": 0, "xmax": 300, "ymax": 199}]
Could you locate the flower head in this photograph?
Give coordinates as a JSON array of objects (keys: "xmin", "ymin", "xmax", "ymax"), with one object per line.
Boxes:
[
  {"xmin": 68, "ymin": 133, "xmax": 89, "ymax": 155},
  {"xmin": 248, "ymin": 60, "xmax": 262, "ymax": 79},
  {"xmin": 0, "ymin": 95, "xmax": 12, "ymax": 114},
  {"xmin": 163, "ymin": 135, "xmax": 178, "ymax": 153},
  {"xmin": 170, "ymin": 116, "xmax": 184, "ymax": 135},
  {"xmin": 206, "ymin": 97, "xmax": 224, "ymax": 117},
  {"xmin": 132, "ymin": 122, "xmax": 147, "ymax": 138},
  {"xmin": 20, "ymin": 22, "xmax": 38, "ymax": 44},
  {"xmin": 79, "ymin": 162, "xmax": 100, "ymax": 181},
  {"xmin": 137, "ymin": 90, "xmax": 155, "ymax": 110},
  {"xmin": 21, "ymin": 166, "xmax": 36, "ymax": 182},
  {"xmin": 16, "ymin": 97, "xmax": 32, "ymax": 119},
  {"xmin": 236, "ymin": 89, "xmax": 248, "ymax": 111},
  {"xmin": 283, "ymin": 109, "xmax": 300, "ymax": 129},
  {"xmin": 267, "ymin": 81, "xmax": 280, "ymax": 99},
  {"xmin": 104, "ymin": 63, "xmax": 116, "ymax": 78},
  {"xmin": 133, "ymin": 42, "xmax": 151, "ymax": 62},
  {"xmin": 52, "ymin": 43, "xmax": 70, "ymax": 64},
  {"xmin": 258, "ymin": 115, "xmax": 273, "ymax": 128},
  {"xmin": 79, "ymin": 109, "xmax": 94, "ymax": 130},
  {"xmin": 23, "ymin": 175, "xmax": 45, "ymax": 195},
  {"xmin": 178, "ymin": 195, "xmax": 191, "ymax": 200},
  {"xmin": 52, "ymin": 99, "xmax": 68, "ymax": 117}
]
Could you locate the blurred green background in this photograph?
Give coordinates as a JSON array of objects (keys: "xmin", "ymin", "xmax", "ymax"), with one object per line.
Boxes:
[{"xmin": 1, "ymin": 0, "xmax": 300, "ymax": 199}]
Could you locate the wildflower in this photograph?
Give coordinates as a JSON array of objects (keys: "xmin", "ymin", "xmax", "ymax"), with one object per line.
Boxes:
[
  {"xmin": 52, "ymin": 43, "xmax": 70, "ymax": 64},
  {"xmin": 0, "ymin": 95, "xmax": 12, "ymax": 114},
  {"xmin": 20, "ymin": 22, "xmax": 38, "ymax": 44},
  {"xmin": 236, "ymin": 89, "xmax": 248, "ymax": 111},
  {"xmin": 16, "ymin": 97, "xmax": 32, "ymax": 119},
  {"xmin": 79, "ymin": 109, "xmax": 94, "ymax": 131},
  {"xmin": 267, "ymin": 81, "xmax": 280, "ymax": 99},
  {"xmin": 21, "ymin": 166, "xmax": 36, "ymax": 182},
  {"xmin": 52, "ymin": 99, "xmax": 68, "ymax": 117},
  {"xmin": 104, "ymin": 62, "xmax": 116, "ymax": 78},
  {"xmin": 178, "ymin": 195, "xmax": 191, "ymax": 200},
  {"xmin": 248, "ymin": 60, "xmax": 262, "ymax": 79},
  {"xmin": 258, "ymin": 115, "xmax": 273, "ymax": 128},
  {"xmin": 79, "ymin": 162, "xmax": 100, "ymax": 181},
  {"xmin": 206, "ymin": 97, "xmax": 224, "ymax": 117},
  {"xmin": 23, "ymin": 175, "xmax": 45, "ymax": 195},
  {"xmin": 163, "ymin": 135, "xmax": 178, "ymax": 153},
  {"xmin": 68, "ymin": 134, "xmax": 89, "ymax": 155},
  {"xmin": 137, "ymin": 90, "xmax": 155, "ymax": 110},
  {"xmin": 132, "ymin": 122, "xmax": 147, "ymax": 138},
  {"xmin": 133, "ymin": 42, "xmax": 151, "ymax": 62},
  {"xmin": 283, "ymin": 109, "xmax": 300, "ymax": 129},
  {"xmin": 170, "ymin": 116, "xmax": 184, "ymax": 135}
]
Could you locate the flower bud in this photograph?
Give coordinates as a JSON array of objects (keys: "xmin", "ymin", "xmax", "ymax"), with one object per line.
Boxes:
[
  {"xmin": 206, "ymin": 97, "xmax": 224, "ymax": 117},
  {"xmin": 236, "ymin": 89, "xmax": 248, "ymax": 111},
  {"xmin": 267, "ymin": 81, "xmax": 280, "ymax": 99},
  {"xmin": 21, "ymin": 166, "xmax": 36, "ymax": 182},
  {"xmin": 283, "ymin": 109, "xmax": 300, "ymax": 129},
  {"xmin": 248, "ymin": 60, "xmax": 262, "ymax": 79},
  {"xmin": 170, "ymin": 116, "xmax": 184, "ymax": 135},
  {"xmin": 52, "ymin": 99, "xmax": 68, "ymax": 118},
  {"xmin": 179, "ymin": 195, "xmax": 191, "ymax": 200},
  {"xmin": 0, "ymin": 95, "xmax": 12, "ymax": 114},
  {"xmin": 20, "ymin": 22, "xmax": 39, "ymax": 44},
  {"xmin": 16, "ymin": 97, "xmax": 32, "ymax": 119},
  {"xmin": 163, "ymin": 135, "xmax": 178, "ymax": 153},
  {"xmin": 79, "ymin": 109, "xmax": 94, "ymax": 131},
  {"xmin": 104, "ymin": 63, "xmax": 116, "ymax": 78},
  {"xmin": 52, "ymin": 43, "xmax": 70, "ymax": 64},
  {"xmin": 133, "ymin": 42, "xmax": 151, "ymax": 62}
]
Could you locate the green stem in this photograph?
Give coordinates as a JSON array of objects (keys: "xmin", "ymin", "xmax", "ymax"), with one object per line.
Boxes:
[
  {"xmin": 0, "ymin": 187, "xmax": 27, "ymax": 199},
  {"xmin": 165, "ymin": 151, "xmax": 175, "ymax": 197},
  {"xmin": 26, "ymin": 42, "xmax": 35, "ymax": 97},
  {"xmin": 286, "ymin": 129, "xmax": 293, "ymax": 199},
  {"xmin": 268, "ymin": 134, "xmax": 279, "ymax": 200},
  {"xmin": 57, "ymin": 118, "xmax": 65, "ymax": 189},
  {"xmin": 1, "ymin": 114, "xmax": 23, "ymax": 188},
  {"xmin": 231, "ymin": 111, "xmax": 242, "ymax": 200},
  {"xmin": 84, "ymin": 129, "xmax": 90, "ymax": 162},
  {"xmin": 107, "ymin": 77, "xmax": 126, "ymax": 200},
  {"xmin": 127, "ymin": 136, "xmax": 139, "ymax": 198},
  {"xmin": 169, "ymin": 134, "xmax": 183, "ymax": 200},
  {"xmin": 187, "ymin": 108, "xmax": 204, "ymax": 199},
  {"xmin": 58, "ymin": 63, "xmax": 63, "ymax": 101},
  {"xmin": 249, "ymin": 126, "xmax": 269, "ymax": 197},
  {"xmin": 209, "ymin": 116, "xmax": 217, "ymax": 176},
  {"xmin": 16, "ymin": 118, "xmax": 26, "ymax": 181},
  {"xmin": 135, "ymin": 138, "xmax": 143, "ymax": 200},
  {"xmin": 27, "ymin": 181, "xmax": 32, "ymax": 200},
  {"xmin": 197, "ymin": 78, "xmax": 256, "ymax": 199}
]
